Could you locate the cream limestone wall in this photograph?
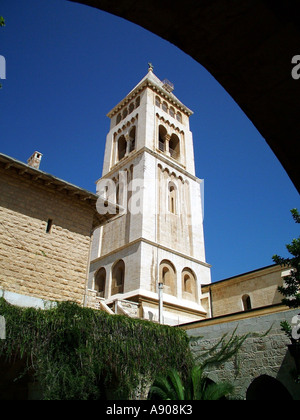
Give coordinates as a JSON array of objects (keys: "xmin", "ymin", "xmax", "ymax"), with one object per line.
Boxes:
[
  {"xmin": 89, "ymin": 241, "xmax": 142, "ymax": 301},
  {"xmin": 202, "ymin": 265, "xmax": 285, "ymax": 317},
  {"xmin": 0, "ymin": 168, "xmax": 95, "ymax": 305}
]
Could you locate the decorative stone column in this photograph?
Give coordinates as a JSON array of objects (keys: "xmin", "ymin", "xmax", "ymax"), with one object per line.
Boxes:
[
  {"xmin": 164, "ymin": 134, "xmax": 171, "ymax": 156},
  {"xmin": 125, "ymin": 132, "xmax": 131, "ymax": 156}
]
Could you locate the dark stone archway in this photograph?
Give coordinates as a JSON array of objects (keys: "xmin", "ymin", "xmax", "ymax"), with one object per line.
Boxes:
[
  {"xmin": 69, "ymin": 0, "xmax": 300, "ymax": 193},
  {"xmin": 0, "ymin": 356, "xmax": 37, "ymax": 400},
  {"xmin": 246, "ymin": 375, "xmax": 293, "ymax": 400}
]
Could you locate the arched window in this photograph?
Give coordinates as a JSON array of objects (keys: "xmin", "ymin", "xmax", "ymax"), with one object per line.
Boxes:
[
  {"xmin": 155, "ymin": 96, "xmax": 161, "ymax": 107},
  {"xmin": 129, "ymin": 126, "xmax": 136, "ymax": 153},
  {"xmin": 116, "ymin": 113, "xmax": 122, "ymax": 124},
  {"xmin": 158, "ymin": 125, "xmax": 167, "ymax": 152},
  {"xmin": 111, "ymin": 260, "xmax": 125, "ymax": 295},
  {"xmin": 176, "ymin": 112, "xmax": 182, "ymax": 123},
  {"xmin": 122, "ymin": 108, "xmax": 128, "ymax": 119},
  {"xmin": 242, "ymin": 294, "xmax": 252, "ymax": 311},
  {"xmin": 95, "ymin": 267, "xmax": 106, "ymax": 298},
  {"xmin": 184, "ymin": 274, "xmax": 192, "ymax": 293},
  {"xmin": 162, "ymin": 101, "xmax": 168, "ymax": 113},
  {"xmin": 169, "ymin": 133, "xmax": 180, "ymax": 160},
  {"xmin": 135, "ymin": 96, "xmax": 140, "ymax": 108},
  {"xmin": 169, "ymin": 107, "xmax": 175, "ymax": 118},
  {"xmin": 182, "ymin": 268, "xmax": 197, "ymax": 302},
  {"xmin": 162, "ymin": 267, "xmax": 169, "ymax": 284},
  {"xmin": 168, "ymin": 182, "xmax": 177, "ymax": 214},
  {"xmin": 118, "ymin": 135, "xmax": 126, "ymax": 161},
  {"xmin": 129, "ymin": 102, "xmax": 134, "ymax": 114},
  {"xmin": 159, "ymin": 260, "xmax": 176, "ymax": 296}
]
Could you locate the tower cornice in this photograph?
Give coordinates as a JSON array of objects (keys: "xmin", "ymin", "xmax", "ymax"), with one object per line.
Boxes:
[
  {"xmin": 107, "ymin": 72, "xmax": 193, "ymax": 119},
  {"xmin": 96, "ymin": 146, "xmax": 202, "ymax": 185},
  {"xmin": 91, "ymin": 236, "xmax": 211, "ymax": 269}
]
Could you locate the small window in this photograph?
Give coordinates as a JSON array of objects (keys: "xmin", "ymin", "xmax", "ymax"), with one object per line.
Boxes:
[
  {"xmin": 176, "ymin": 112, "xmax": 182, "ymax": 123},
  {"xmin": 168, "ymin": 183, "xmax": 177, "ymax": 214},
  {"xmin": 129, "ymin": 102, "xmax": 134, "ymax": 114},
  {"xmin": 135, "ymin": 96, "xmax": 140, "ymax": 107},
  {"xmin": 183, "ymin": 274, "xmax": 192, "ymax": 293},
  {"xmin": 95, "ymin": 267, "xmax": 106, "ymax": 298},
  {"xmin": 242, "ymin": 295, "xmax": 252, "ymax": 311},
  {"xmin": 46, "ymin": 219, "xmax": 53, "ymax": 233},
  {"xmin": 116, "ymin": 114, "xmax": 122, "ymax": 124},
  {"xmin": 112, "ymin": 260, "xmax": 125, "ymax": 295},
  {"xmin": 162, "ymin": 102, "xmax": 168, "ymax": 113},
  {"xmin": 182, "ymin": 268, "xmax": 197, "ymax": 302},
  {"xmin": 122, "ymin": 108, "xmax": 128, "ymax": 119},
  {"xmin": 169, "ymin": 134, "xmax": 180, "ymax": 160},
  {"xmin": 159, "ymin": 260, "xmax": 176, "ymax": 296},
  {"xmin": 158, "ymin": 125, "xmax": 167, "ymax": 152},
  {"xmin": 169, "ymin": 107, "xmax": 175, "ymax": 118},
  {"xmin": 118, "ymin": 135, "xmax": 127, "ymax": 161},
  {"xmin": 155, "ymin": 96, "xmax": 161, "ymax": 107},
  {"xmin": 162, "ymin": 267, "xmax": 169, "ymax": 285}
]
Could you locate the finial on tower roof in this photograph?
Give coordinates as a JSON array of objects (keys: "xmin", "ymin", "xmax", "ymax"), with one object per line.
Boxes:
[{"xmin": 148, "ymin": 62, "xmax": 154, "ymax": 72}]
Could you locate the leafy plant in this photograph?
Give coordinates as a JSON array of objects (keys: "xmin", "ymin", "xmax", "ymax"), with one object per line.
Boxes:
[
  {"xmin": 149, "ymin": 366, "xmax": 233, "ymax": 401},
  {"xmin": 0, "ymin": 299, "xmax": 192, "ymax": 400},
  {"xmin": 273, "ymin": 208, "xmax": 300, "ymax": 309},
  {"xmin": 280, "ymin": 320, "xmax": 299, "ymax": 345},
  {"xmin": 149, "ymin": 326, "xmax": 271, "ymax": 400},
  {"xmin": 272, "ymin": 209, "xmax": 300, "ymax": 348}
]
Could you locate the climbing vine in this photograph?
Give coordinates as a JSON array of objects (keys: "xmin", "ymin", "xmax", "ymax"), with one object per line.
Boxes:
[{"xmin": 0, "ymin": 298, "xmax": 192, "ymax": 400}]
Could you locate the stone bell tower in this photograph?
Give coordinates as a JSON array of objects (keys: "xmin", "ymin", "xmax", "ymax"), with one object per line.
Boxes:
[{"xmin": 89, "ymin": 65, "xmax": 211, "ymax": 325}]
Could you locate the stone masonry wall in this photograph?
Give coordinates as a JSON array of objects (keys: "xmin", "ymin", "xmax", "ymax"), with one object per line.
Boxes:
[
  {"xmin": 183, "ymin": 308, "xmax": 300, "ymax": 400},
  {"xmin": 0, "ymin": 168, "xmax": 94, "ymax": 304}
]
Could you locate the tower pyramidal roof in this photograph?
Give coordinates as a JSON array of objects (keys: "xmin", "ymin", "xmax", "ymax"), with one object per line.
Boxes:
[{"xmin": 107, "ymin": 64, "xmax": 193, "ymax": 119}]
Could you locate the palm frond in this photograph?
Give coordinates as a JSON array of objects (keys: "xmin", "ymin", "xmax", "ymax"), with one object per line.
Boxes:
[{"xmin": 202, "ymin": 381, "xmax": 234, "ymax": 401}]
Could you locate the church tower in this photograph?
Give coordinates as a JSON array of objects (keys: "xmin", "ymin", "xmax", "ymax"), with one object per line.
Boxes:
[{"xmin": 89, "ymin": 66, "xmax": 211, "ymax": 325}]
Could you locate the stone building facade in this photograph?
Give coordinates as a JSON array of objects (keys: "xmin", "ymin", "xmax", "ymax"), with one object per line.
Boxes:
[
  {"xmin": 0, "ymin": 152, "xmax": 116, "ymax": 307},
  {"xmin": 180, "ymin": 265, "xmax": 300, "ymax": 399},
  {"xmin": 201, "ymin": 264, "xmax": 286, "ymax": 318}
]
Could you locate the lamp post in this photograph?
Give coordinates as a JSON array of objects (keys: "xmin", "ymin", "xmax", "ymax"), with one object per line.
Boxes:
[{"xmin": 158, "ymin": 282, "xmax": 164, "ymax": 324}]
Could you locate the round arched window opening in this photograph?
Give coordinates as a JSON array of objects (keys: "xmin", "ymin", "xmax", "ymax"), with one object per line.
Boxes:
[
  {"xmin": 95, "ymin": 267, "xmax": 106, "ymax": 298},
  {"xmin": 182, "ymin": 268, "xmax": 197, "ymax": 302},
  {"xmin": 118, "ymin": 135, "xmax": 126, "ymax": 161},
  {"xmin": 242, "ymin": 294, "xmax": 252, "ymax": 311},
  {"xmin": 159, "ymin": 260, "xmax": 176, "ymax": 296},
  {"xmin": 111, "ymin": 260, "xmax": 125, "ymax": 296},
  {"xmin": 168, "ymin": 182, "xmax": 177, "ymax": 214}
]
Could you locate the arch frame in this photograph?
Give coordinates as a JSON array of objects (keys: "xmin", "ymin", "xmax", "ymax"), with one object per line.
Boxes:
[
  {"xmin": 70, "ymin": 0, "xmax": 300, "ymax": 193},
  {"xmin": 111, "ymin": 259, "xmax": 125, "ymax": 296}
]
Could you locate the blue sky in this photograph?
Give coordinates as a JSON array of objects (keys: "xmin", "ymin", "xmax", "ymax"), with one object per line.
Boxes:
[{"xmin": 1, "ymin": 0, "xmax": 299, "ymax": 282}]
